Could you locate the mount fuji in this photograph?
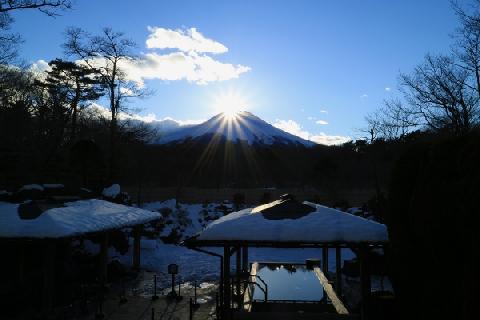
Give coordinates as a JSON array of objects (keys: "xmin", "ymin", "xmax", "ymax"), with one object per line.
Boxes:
[{"xmin": 154, "ymin": 111, "xmax": 315, "ymax": 147}]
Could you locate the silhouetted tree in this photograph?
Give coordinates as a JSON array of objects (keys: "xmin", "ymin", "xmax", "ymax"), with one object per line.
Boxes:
[
  {"xmin": 400, "ymin": 54, "xmax": 478, "ymax": 134},
  {"xmin": 63, "ymin": 27, "xmax": 147, "ymax": 180},
  {"xmin": 41, "ymin": 59, "xmax": 103, "ymax": 141},
  {"xmin": 0, "ymin": 1, "xmax": 71, "ymax": 14}
]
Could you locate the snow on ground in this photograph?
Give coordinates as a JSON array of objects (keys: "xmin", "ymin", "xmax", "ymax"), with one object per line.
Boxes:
[
  {"xmin": 102, "ymin": 184, "xmax": 121, "ymax": 198},
  {"xmin": 43, "ymin": 183, "xmax": 64, "ymax": 189},
  {"xmin": 143, "ymin": 199, "xmax": 226, "ymax": 241},
  {"xmin": 19, "ymin": 184, "xmax": 44, "ymax": 191}
]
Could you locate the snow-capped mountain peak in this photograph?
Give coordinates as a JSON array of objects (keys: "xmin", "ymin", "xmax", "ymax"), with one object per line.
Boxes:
[{"xmin": 155, "ymin": 111, "xmax": 315, "ymax": 147}]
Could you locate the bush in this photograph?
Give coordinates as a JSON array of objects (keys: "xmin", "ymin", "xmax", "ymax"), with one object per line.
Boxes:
[
  {"xmin": 232, "ymin": 193, "xmax": 245, "ymax": 210},
  {"xmin": 259, "ymin": 192, "xmax": 271, "ymax": 204}
]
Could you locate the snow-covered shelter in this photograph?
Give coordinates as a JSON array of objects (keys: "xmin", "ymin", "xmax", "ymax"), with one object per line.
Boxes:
[
  {"xmin": 0, "ymin": 199, "xmax": 161, "ymax": 315},
  {"xmin": 0, "ymin": 199, "xmax": 161, "ymax": 239},
  {"xmin": 184, "ymin": 195, "xmax": 389, "ymax": 319}
]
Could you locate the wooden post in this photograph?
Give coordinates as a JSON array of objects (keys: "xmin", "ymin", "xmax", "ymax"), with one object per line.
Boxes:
[
  {"xmin": 219, "ymin": 257, "xmax": 224, "ymax": 312},
  {"xmin": 336, "ymin": 247, "xmax": 342, "ymax": 296},
  {"xmin": 242, "ymin": 246, "xmax": 249, "ymax": 272},
  {"xmin": 236, "ymin": 246, "xmax": 241, "ymax": 308},
  {"xmin": 100, "ymin": 232, "xmax": 109, "ymax": 283},
  {"xmin": 223, "ymin": 246, "xmax": 231, "ymax": 318},
  {"xmin": 18, "ymin": 241, "xmax": 25, "ymax": 285},
  {"xmin": 359, "ymin": 245, "xmax": 371, "ymax": 320},
  {"xmin": 133, "ymin": 226, "xmax": 142, "ymax": 270},
  {"xmin": 42, "ymin": 240, "xmax": 56, "ymax": 316},
  {"xmin": 322, "ymin": 245, "xmax": 329, "ymax": 273}
]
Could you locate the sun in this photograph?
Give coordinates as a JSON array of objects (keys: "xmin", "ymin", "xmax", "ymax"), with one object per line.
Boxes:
[{"xmin": 213, "ymin": 91, "xmax": 249, "ymax": 119}]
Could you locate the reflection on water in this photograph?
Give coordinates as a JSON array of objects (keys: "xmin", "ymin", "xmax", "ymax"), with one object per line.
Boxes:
[{"xmin": 253, "ymin": 264, "xmax": 324, "ymax": 301}]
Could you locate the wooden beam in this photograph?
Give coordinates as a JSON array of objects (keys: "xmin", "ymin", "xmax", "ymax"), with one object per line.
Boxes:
[
  {"xmin": 336, "ymin": 247, "xmax": 342, "ymax": 296},
  {"xmin": 322, "ymin": 246, "xmax": 329, "ymax": 273},
  {"xmin": 42, "ymin": 240, "xmax": 56, "ymax": 316},
  {"xmin": 236, "ymin": 246, "xmax": 241, "ymax": 308},
  {"xmin": 184, "ymin": 239, "xmax": 388, "ymax": 248},
  {"xmin": 313, "ymin": 266, "xmax": 349, "ymax": 315},
  {"xmin": 223, "ymin": 246, "xmax": 231, "ymax": 318},
  {"xmin": 359, "ymin": 245, "xmax": 371, "ymax": 320},
  {"xmin": 18, "ymin": 242, "xmax": 25, "ymax": 285},
  {"xmin": 242, "ymin": 246, "xmax": 249, "ymax": 272},
  {"xmin": 99, "ymin": 233, "xmax": 109, "ymax": 283},
  {"xmin": 133, "ymin": 225, "xmax": 142, "ymax": 270}
]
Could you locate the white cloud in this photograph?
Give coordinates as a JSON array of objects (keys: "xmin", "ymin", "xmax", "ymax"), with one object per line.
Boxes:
[
  {"xmin": 310, "ymin": 133, "xmax": 351, "ymax": 146},
  {"xmin": 315, "ymin": 120, "xmax": 328, "ymax": 125},
  {"xmin": 319, "ymin": 110, "xmax": 328, "ymax": 113},
  {"xmin": 84, "ymin": 103, "xmax": 204, "ymax": 126},
  {"xmin": 360, "ymin": 94, "xmax": 368, "ymax": 99},
  {"xmin": 91, "ymin": 26, "xmax": 251, "ymax": 86},
  {"xmin": 385, "ymin": 87, "xmax": 391, "ymax": 92},
  {"xmin": 38, "ymin": 26, "xmax": 250, "ymax": 87},
  {"xmin": 273, "ymin": 119, "xmax": 311, "ymax": 140},
  {"xmin": 115, "ymin": 51, "xmax": 250, "ymax": 86},
  {"xmin": 29, "ymin": 59, "xmax": 52, "ymax": 80},
  {"xmin": 30, "ymin": 59, "xmax": 51, "ymax": 73},
  {"xmin": 273, "ymin": 119, "xmax": 350, "ymax": 146},
  {"xmin": 146, "ymin": 27, "xmax": 228, "ymax": 54},
  {"xmin": 122, "ymin": 113, "xmax": 204, "ymax": 126},
  {"xmin": 307, "ymin": 116, "xmax": 316, "ymax": 121}
]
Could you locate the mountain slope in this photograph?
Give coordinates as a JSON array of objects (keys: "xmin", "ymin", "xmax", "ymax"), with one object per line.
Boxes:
[{"xmin": 155, "ymin": 111, "xmax": 315, "ymax": 147}]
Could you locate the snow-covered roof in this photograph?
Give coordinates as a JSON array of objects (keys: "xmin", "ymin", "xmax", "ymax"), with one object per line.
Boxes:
[
  {"xmin": 0, "ymin": 199, "xmax": 160, "ymax": 239},
  {"xmin": 193, "ymin": 202, "xmax": 388, "ymax": 244}
]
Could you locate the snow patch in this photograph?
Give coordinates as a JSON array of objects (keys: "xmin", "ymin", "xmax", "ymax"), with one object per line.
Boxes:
[
  {"xmin": 102, "ymin": 184, "xmax": 121, "ymax": 198},
  {"xmin": 19, "ymin": 184, "xmax": 44, "ymax": 191},
  {"xmin": 43, "ymin": 184, "xmax": 64, "ymax": 189}
]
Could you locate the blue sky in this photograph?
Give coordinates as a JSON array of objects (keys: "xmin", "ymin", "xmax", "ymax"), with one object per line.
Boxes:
[{"xmin": 11, "ymin": 0, "xmax": 461, "ymax": 142}]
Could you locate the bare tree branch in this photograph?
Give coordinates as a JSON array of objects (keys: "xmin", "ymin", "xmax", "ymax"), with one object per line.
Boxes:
[{"xmin": 0, "ymin": 1, "xmax": 71, "ymax": 15}]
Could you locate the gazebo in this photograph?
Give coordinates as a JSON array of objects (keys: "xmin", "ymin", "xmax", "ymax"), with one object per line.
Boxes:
[
  {"xmin": 184, "ymin": 195, "xmax": 389, "ymax": 319},
  {"xmin": 0, "ymin": 199, "xmax": 161, "ymax": 316}
]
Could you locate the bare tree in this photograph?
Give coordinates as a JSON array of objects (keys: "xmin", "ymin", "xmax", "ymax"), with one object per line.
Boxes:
[
  {"xmin": 381, "ymin": 99, "xmax": 419, "ymax": 138},
  {"xmin": 400, "ymin": 54, "xmax": 479, "ymax": 134},
  {"xmin": 63, "ymin": 27, "xmax": 147, "ymax": 179},
  {"xmin": 0, "ymin": 1, "xmax": 71, "ymax": 14},
  {"xmin": 360, "ymin": 98, "xmax": 419, "ymax": 142},
  {"xmin": 361, "ymin": 111, "xmax": 382, "ymax": 143},
  {"xmin": 0, "ymin": 1, "xmax": 71, "ymax": 63},
  {"xmin": 365, "ymin": 2, "xmax": 480, "ymax": 137}
]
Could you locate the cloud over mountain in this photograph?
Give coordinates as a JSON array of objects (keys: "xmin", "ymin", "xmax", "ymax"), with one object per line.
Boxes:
[
  {"xmin": 273, "ymin": 119, "xmax": 350, "ymax": 146},
  {"xmin": 120, "ymin": 26, "xmax": 250, "ymax": 86}
]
